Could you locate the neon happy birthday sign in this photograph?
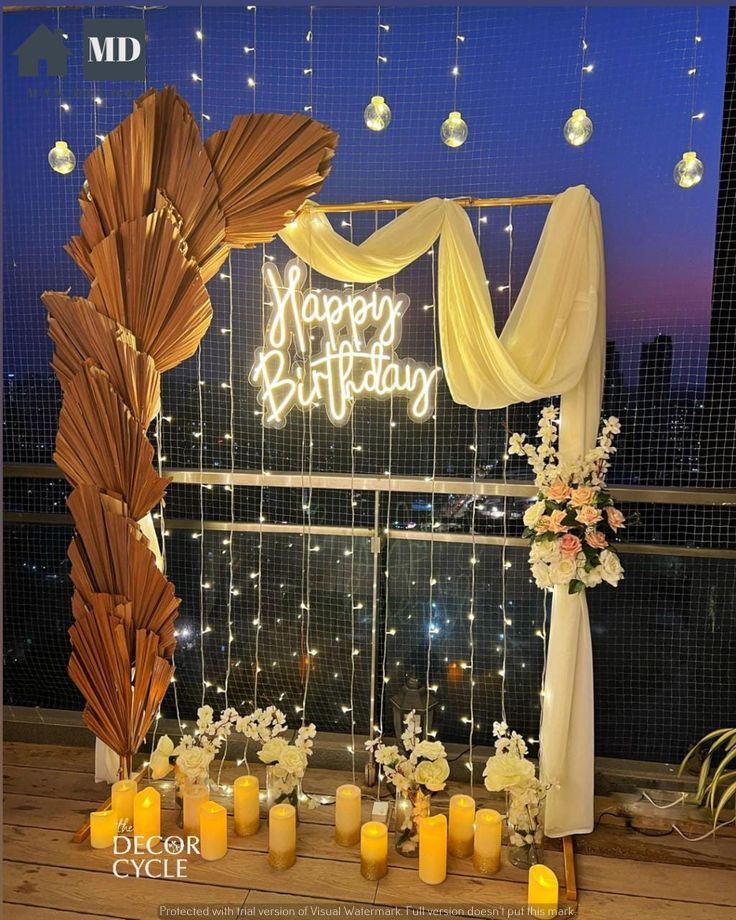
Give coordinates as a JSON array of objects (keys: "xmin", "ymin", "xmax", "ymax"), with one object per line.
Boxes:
[{"xmin": 249, "ymin": 260, "xmax": 441, "ymax": 428}]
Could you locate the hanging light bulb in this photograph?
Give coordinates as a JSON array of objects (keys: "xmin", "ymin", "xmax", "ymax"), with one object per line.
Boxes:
[
  {"xmin": 364, "ymin": 95, "xmax": 391, "ymax": 132},
  {"xmin": 441, "ymin": 111, "xmax": 468, "ymax": 148},
  {"xmin": 563, "ymin": 108, "xmax": 593, "ymax": 147},
  {"xmin": 48, "ymin": 140, "xmax": 76, "ymax": 174},
  {"xmin": 673, "ymin": 151, "xmax": 704, "ymax": 189}
]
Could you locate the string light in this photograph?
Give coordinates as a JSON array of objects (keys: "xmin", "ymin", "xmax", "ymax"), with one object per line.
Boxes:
[
  {"xmin": 364, "ymin": 6, "xmax": 391, "ymax": 131},
  {"xmin": 425, "ymin": 244, "xmax": 439, "ymax": 732},
  {"xmin": 674, "ymin": 9, "xmax": 705, "ymax": 188},
  {"xmin": 564, "ymin": 7, "xmax": 594, "ymax": 147},
  {"xmin": 48, "ymin": 9, "xmax": 75, "ymax": 174},
  {"xmin": 441, "ymin": 8, "xmax": 468, "ymax": 148}
]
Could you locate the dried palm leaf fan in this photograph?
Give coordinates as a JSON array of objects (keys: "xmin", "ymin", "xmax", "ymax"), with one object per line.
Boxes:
[{"xmin": 44, "ymin": 85, "xmax": 338, "ymax": 782}]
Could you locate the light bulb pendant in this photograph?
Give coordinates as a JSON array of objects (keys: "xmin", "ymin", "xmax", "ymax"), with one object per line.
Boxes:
[
  {"xmin": 48, "ymin": 140, "xmax": 76, "ymax": 175},
  {"xmin": 364, "ymin": 95, "xmax": 391, "ymax": 132},
  {"xmin": 441, "ymin": 111, "xmax": 468, "ymax": 148},
  {"xmin": 563, "ymin": 108, "xmax": 593, "ymax": 147},
  {"xmin": 673, "ymin": 150, "xmax": 704, "ymax": 189}
]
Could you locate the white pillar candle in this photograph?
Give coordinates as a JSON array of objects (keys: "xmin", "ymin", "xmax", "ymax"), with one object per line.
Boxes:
[
  {"xmin": 529, "ymin": 864, "xmax": 559, "ymax": 919},
  {"xmin": 473, "ymin": 808, "xmax": 502, "ymax": 875},
  {"xmin": 335, "ymin": 783, "xmax": 362, "ymax": 846},
  {"xmin": 419, "ymin": 814, "xmax": 447, "ymax": 885},
  {"xmin": 200, "ymin": 801, "xmax": 228, "ymax": 861},
  {"xmin": 90, "ymin": 808, "xmax": 117, "ymax": 849},
  {"xmin": 360, "ymin": 821, "xmax": 388, "ymax": 880},
  {"xmin": 234, "ymin": 775, "xmax": 260, "ymax": 836},
  {"xmin": 111, "ymin": 779, "xmax": 137, "ymax": 829},
  {"xmin": 448, "ymin": 793, "xmax": 475, "ymax": 858},
  {"xmin": 182, "ymin": 783, "xmax": 209, "ymax": 838},
  {"xmin": 269, "ymin": 803, "xmax": 297, "ymax": 870}
]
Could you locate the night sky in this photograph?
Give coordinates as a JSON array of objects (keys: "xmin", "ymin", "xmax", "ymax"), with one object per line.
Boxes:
[{"xmin": 3, "ymin": 5, "xmax": 728, "ymax": 381}]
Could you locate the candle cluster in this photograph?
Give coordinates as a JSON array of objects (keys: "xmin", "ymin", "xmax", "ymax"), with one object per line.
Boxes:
[{"xmin": 91, "ymin": 774, "xmax": 559, "ymax": 915}]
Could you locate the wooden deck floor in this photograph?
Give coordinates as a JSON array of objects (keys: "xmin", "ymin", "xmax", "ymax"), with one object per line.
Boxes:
[{"xmin": 3, "ymin": 741, "xmax": 736, "ymax": 919}]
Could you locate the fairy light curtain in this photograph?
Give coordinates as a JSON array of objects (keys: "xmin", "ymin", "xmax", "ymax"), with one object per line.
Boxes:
[{"xmin": 280, "ymin": 184, "xmax": 605, "ymax": 837}]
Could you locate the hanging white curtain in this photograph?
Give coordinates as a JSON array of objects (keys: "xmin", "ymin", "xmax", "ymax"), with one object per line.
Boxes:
[{"xmin": 280, "ymin": 185, "xmax": 605, "ymax": 837}]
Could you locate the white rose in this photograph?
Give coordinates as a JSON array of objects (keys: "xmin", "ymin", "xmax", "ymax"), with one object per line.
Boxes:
[
  {"xmin": 483, "ymin": 752, "xmax": 535, "ymax": 792},
  {"xmin": 278, "ymin": 745, "xmax": 308, "ymax": 776},
  {"xmin": 579, "ymin": 564, "xmax": 603, "ymax": 588},
  {"xmin": 529, "ymin": 540, "xmax": 560, "ymax": 564},
  {"xmin": 548, "ymin": 557, "xmax": 577, "ymax": 585},
  {"xmin": 176, "ymin": 746, "xmax": 212, "ymax": 784},
  {"xmin": 150, "ymin": 734, "xmax": 174, "ymax": 779},
  {"xmin": 411, "ymin": 740, "xmax": 446, "ymax": 762},
  {"xmin": 599, "ymin": 549, "xmax": 624, "ymax": 586},
  {"xmin": 531, "ymin": 561, "xmax": 554, "ymax": 590},
  {"xmin": 258, "ymin": 737, "xmax": 289, "ymax": 764},
  {"xmin": 196, "ymin": 705, "xmax": 214, "ymax": 731},
  {"xmin": 415, "ymin": 757, "xmax": 450, "ymax": 792},
  {"xmin": 523, "ymin": 501, "xmax": 546, "ymax": 529}
]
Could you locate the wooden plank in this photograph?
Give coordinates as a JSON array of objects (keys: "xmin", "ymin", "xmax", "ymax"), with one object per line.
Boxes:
[
  {"xmin": 3, "ymin": 862, "xmax": 247, "ymax": 920},
  {"xmin": 3, "ymin": 824, "xmax": 378, "ymax": 904},
  {"xmin": 563, "ymin": 835, "xmax": 578, "ymax": 901},
  {"xmin": 578, "ymin": 890, "xmax": 736, "ymax": 920},
  {"xmin": 4, "ymin": 907, "xmax": 111, "ymax": 920}
]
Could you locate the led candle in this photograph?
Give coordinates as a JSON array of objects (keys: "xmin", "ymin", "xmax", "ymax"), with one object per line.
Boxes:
[
  {"xmin": 182, "ymin": 783, "xmax": 209, "ymax": 837},
  {"xmin": 234, "ymin": 775, "xmax": 260, "ymax": 836},
  {"xmin": 133, "ymin": 787, "xmax": 160, "ymax": 844},
  {"xmin": 473, "ymin": 808, "xmax": 502, "ymax": 875},
  {"xmin": 335, "ymin": 784, "xmax": 362, "ymax": 846},
  {"xmin": 269, "ymin": 803, "xmax": 297, "ymax": 870},
  {"xmin": 90, "ymin": 808, "xmax": 117, "ymax": 849},
  {"xmin": 419, "ymin": 814, "xmax": 447, "ymax": 886},
  {"xmin": 448, "ymin": 794, "xmax": 475, "ymax": 858},
  {"xmin": 360, "ymin": 821, "xmax": 388, "ymax": 880},
  {"xmin": 111, "ymin": 778, "xmax": 137, "ymax": 829},
  {"xmin": 528, "ymin": 864, "xmax": 559, "ymax": 919},
  {"xmin": 200, "ymin": 801, "xmax": 228, "ymax": 861}
]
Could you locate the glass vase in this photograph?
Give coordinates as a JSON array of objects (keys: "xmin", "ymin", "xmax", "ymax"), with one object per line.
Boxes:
[
  {"xmin": 507, "ymin": 798, "xmax": 544, "ymax": 869},
  {"xmin": 394, "ymin": 787, "xmax": 431, "ymax": 857},
  {"xmin": 266, "ymin": 765, "xmax": 301, "ymax": 821}
]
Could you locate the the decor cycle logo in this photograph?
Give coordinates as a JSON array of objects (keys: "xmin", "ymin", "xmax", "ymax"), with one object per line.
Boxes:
[
  {"xmin": 250, "ymin": 259, "xmax": 441, "ymax": 428},
  {"xmin": 11, "ymin": 19, "xmax": 146, "ymax": 81},
  {"xmin": 111, "ymin": 822, "xmax": 198, "ymax": 879}
]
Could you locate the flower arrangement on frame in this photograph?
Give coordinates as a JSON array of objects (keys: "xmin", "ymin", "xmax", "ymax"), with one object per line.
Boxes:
[
  {"xmin": 509, "ymin": 406, "xmax": 626, "ymax": 594},
  {"xmin": 150, "ymin": 705, "xmax": 239, "ymax": 787},
  {"xmin": 366, "ymin": 710, "xmax": 450, "ymax": 856}
]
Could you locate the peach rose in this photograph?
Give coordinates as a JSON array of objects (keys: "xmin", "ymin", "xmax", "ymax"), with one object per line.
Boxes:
[
  {"xmin": 605, "ymin": 506, "xmax": 626, "ymax": 531},
  {"xmin": 537, "ymin": 509, "xmax": 569, "ymax": 534},
  {"xmin": 570, "ymin": 486, "xmax": 595, "ymax": 507},
  {"xmin": 559, "ymin": 534, "xmax": 582, "ymax": 558},
  {"xmin": 585, "ymin": 529, "xmax": 608, "ymax": 550},
  {"xmin": 546, "ymin": 479, "xmax": 571, "ymax": 503},
  {"xmin": 576, "ymin": 505, "xmax": 602, "ymax": 527}
]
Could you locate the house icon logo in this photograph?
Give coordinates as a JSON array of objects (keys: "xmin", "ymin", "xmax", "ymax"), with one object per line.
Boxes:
[{"xmin": 13, "ymin": 24, "xmax": 70, "ymax": 77}]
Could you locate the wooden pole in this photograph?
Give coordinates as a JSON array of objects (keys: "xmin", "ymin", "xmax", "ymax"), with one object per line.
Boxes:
[
  {"xmin": 310, "ymin": 194, "xmax": 556, "ymax": 214},
  {"xmin": 562, "ymin": 835, "xmax": 578, "ymax": 902}
]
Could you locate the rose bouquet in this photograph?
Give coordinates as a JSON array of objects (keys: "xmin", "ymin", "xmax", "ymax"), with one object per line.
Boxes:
[
  {"xmin": 172, "ymin": 705, "xmax": 240, "ymax": 786},
  {"xmin": 237, "ymin": 706, "xmax": 316, "ymax": 811},
  {"xmin": 366, "ymin": 710, "xmax": 450, "ymax": 856},
  {"xmin": 483, "ymin": 721, "xmax": 553, "ymax": 868},
  {"xmin": 509, "ymin": 406, "xmax": 625, "ymax": 594}
]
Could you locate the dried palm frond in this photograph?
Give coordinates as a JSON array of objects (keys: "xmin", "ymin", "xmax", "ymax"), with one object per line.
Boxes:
[
  {"xmin": 55, "ymin": 362, "xmax": 169, "ymax": 520},
  {"xmin": 87, "ymin": 210, "xmax": 212, "ymax": 372},
  {"xmin": 204, "ymin": 112, "xmax": 338, "ymax": 247},
  {"xmin": 69, "ymin": 598, "xmax": 173, "ymax": 759},
  {"xmin": 67, "ymin": 486, "xmax": 178, "ymax": 656},
  {"xmin": 68, "ymin": 86, "xmax": 225, "ymax": 277},
  {"xmin": 43, "ymin": 292, "xmax": 160, "ymax": 425}
]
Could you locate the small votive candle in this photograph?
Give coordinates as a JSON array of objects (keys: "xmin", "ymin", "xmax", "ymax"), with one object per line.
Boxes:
[
  {"xmin": 335, "ymin": 784, "xmax": 362, "ymax": 846},
  {"xmin": 269, "ymin": 803, "xmax": 297, "ymax": 870},
  {"xmin": 182, "ymin": 783, "xmax": 209, "ymax": 837},
  {"xmin": 473, "ymin": 808, "xmax": 502, "ymax": 875},
  {"xmin": 200, "ymin": 801, "xmax": 228, "ymax": 861},
  {"xmin": 90, "ymin": 808, "xmax": 117, "ymax": 849},
  {"xmin": 111, "ymin": 778, "xmax": 137, "ymax": 829},
  {"xmin": 133, "ymin": 787, "xmax": 160, "ymax": 844},
  {"xmin": 419, "ymin": 814, "xmax": 447, "ymax": 886},
  {"xmin": 448, "ymin": 794, "xmax": 475, "ymax": 858},
  {"xmin": 234, "ymin": 775, "xmax": 260, "ymax": 836},
  {"xmin": 528, "ymin": 864, "xmax": 559, "ymax": 919},
  {"xmin": 360, "ymin": 821, "xmax": 388, "ymax": 880}
]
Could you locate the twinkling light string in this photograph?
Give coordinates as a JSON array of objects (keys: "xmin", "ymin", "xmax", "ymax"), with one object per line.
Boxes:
[
  {"xmin": 452, "ymin": 6, "xmax": 462, "ymax": 111},
  {"xmin": 578, "ymin": 7, "xmax": 590, "ymax": 109},
  {"xmin": 424, "ymin": 245, "xmax": 439, "ymax": 735},
  {"xmin": 689, "ymin": 8, "xmax": 703, "ymax": 151},
  {"xmin": 347, "ymin": 214, "xmax": 358, "ymax": 782},
  {"xmin": 500, "ymin": 208, "xmax": 514, "ymax": 724}
]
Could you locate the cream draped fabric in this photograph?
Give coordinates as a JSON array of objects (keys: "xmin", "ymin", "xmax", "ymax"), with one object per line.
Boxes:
[{"xmin": 280, "ymin": 185, "xmax": 605, "ymax": 837}]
